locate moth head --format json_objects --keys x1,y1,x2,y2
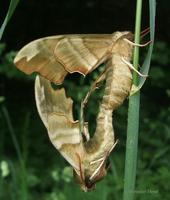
[
  {"x1": 73, "y1": 170, "x2": 96, "y2": 192},
  {"x1": 73, "y1": 158, "x2": 109, "y2": 192}
]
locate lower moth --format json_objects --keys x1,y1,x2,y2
[{"x1": 13, "y1": 31, "x2": 144, "y2": 191}]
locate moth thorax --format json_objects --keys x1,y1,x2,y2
[{"x1": 112, "y1": 41, "x2": 133, "y2": 58}]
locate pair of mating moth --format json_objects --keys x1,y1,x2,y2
[{"x1": 14, "y1": 30, "x2": 148, "y2": 191}]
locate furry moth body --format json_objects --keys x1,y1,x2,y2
[{"x1": 14, "y1": 31, "x2": 133, "y2": 191}]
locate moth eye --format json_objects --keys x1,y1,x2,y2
[
  {"x1": 87, "y1": 181, "x2": 95, "y2": 190},
  {"x1": 85, "y1": 177, "x2": 95, "y2": 189}
]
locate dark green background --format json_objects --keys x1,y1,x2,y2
[{"x1": 0, "y1": 1, "x2": 170, "y2": 200}]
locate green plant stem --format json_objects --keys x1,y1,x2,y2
[
  {"x1": 123, "y1": 0, "x2": 142, "y2": 200},
  {"x1": 0, "y1": 0, "x2": 20, "y2": 40}
]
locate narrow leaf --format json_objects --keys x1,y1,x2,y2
[
  {"x1": 130, "y1": 0, "x2": 156, "y2": 95},
  {"x1": 0, "y1": 0, "x2": 20, "y2": 40}
]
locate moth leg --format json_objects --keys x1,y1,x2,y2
[
  {"x1": 80, "y1": 71, "x2": 106, "y2": 141},
  {"x1": 89, "y1": 139, "x2": 118, "y2": 165},
  {"x1": 89, "y1": 157, "x2": 106, "y2": 181},
  {"x1": 82, "y1": 71, "x2": 106, "y2": 107},
  {"x1": 107, "y1": 139, "x2": 118, "y2": 154},
  {"x1": 90, "y1": 157, "x2": 105, "y2": 165},
  {"x1": 89, "y1": 140, "x2": 118, "y2": 175},
  {"x1": 121, "y1": 57, "x2": 148, "y2": 78},
  {"x1": 123, "y1": 38, "x2": 152, "y2": 47}
]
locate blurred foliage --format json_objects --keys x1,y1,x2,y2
[{"x1": 0, "y1": 39, "x2": 170, "y2": 200}]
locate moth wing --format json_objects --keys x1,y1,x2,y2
[
  {"x1": 48, "y1": 113, "x2": 85, "y2": 171},
  {"x1": 14, "y1": 36, "x2": 68, "y2": 84},
  {"x1": 35, "y1": 75, "x2": 74, "y2": 127},
  {"x1": 54, "y1": 34, "x2": 113, "y2": 75},
  {"x1": 35, "y1": 75, "x2": 85, "y2": 171},
  {"x1": 14, "y1": 34, "x2": 113, "y2": 84}
]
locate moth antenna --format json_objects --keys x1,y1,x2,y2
[
  {"x1": 140, "y1": 27, "x2": 150, "y2": 34},
  {"x1": 121, "y1": 57, "x2": 148, "y2": 78},
  {"x1": 75, "y1": 153, "x2": 85, "y2": 182},
  {"x1": 123, "y1": 38, "x2": 152, "y2": 47},
  {"x1": 140, "y1": 27, "x2": 150, "y2": 38}
]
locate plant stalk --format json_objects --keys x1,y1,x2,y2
[{"x1": 123, "y1": 0, "x2": 142, "y2": 199}]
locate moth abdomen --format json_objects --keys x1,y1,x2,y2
[
  {"x1": 102, "y1": 55, "x2": 132, "y2": 111},
  {"x1": 88, "y1": 35, "x2": 133, "y2": 168}
]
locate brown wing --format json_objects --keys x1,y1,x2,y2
[
  {"x1": 35, "y1": 75, "x2": 74, "y2": 127},
  {"x1": 35, "y1": 75, "x2": 85, "y2": 172},
  {"x1": 54, "y1": 34, "x2": 113, "y2": 75},
  {"x1": 14, "y1": 36, "x2": 68, "y2": 84},
  {"x1": 48, "y1": 113, "x2": 85, "y2": 172},
  {"x1": 14, "y1": 34, "x2": 113, "y2": 84}
]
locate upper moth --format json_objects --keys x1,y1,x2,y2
[{"x1": 14, "y1": 31, "x2": 138, "y2": 191}]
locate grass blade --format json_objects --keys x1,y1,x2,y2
[
  {"x1": 1, "y1": 106, "x2": 28, "y2": 200},
  {"x1": 0, "y1": 0, "x2": 20, "y2": 40}
]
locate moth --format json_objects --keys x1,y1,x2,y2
[{"x1": 14, "y1": 31, "x2": 146, "y2": 191}]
